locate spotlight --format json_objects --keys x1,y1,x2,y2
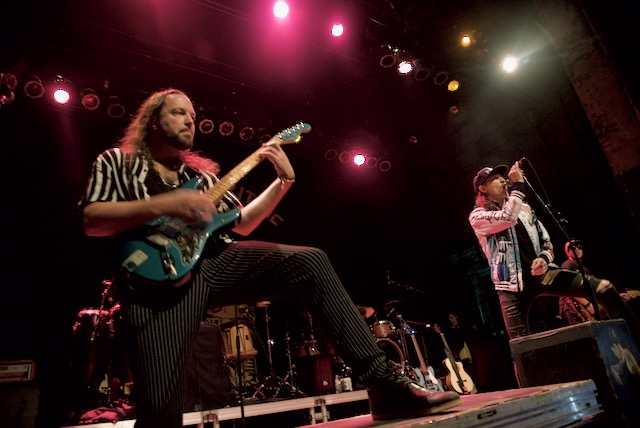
[
  {"x1": 379, "y1": 45, "x2": 399, "y2": 68},
  {"x1": 447, "y1": 80, "x2": 460, "y2": 92},
  {"x1": 379, "y1": 160, "x2": 392, "y2": 172},
  {"x1": 239, "y1": 125, "x2": 255, "y2": 141},
  {"x1": 218, "y1": 120, "x2": 235, "y2": 137},
  {"x1": 412, "y1": 60, "x2": 431, "y2": 82},
  {"x1": 396, "y1": 52, "x2": 413, "y2": 75},
  {"x1": 324, "y1": 148, "x2": 338, "y2": 160},
  {"x1": 353, "y1": 153, "x2": 366, "y2": 166},
  {"x1": 106, "y1": 96, "x2": 125, "y2": 118},
  {"x1": 433, "y1": 71, "x2": 449, "y2": 85},
  {"x1": 0, "y1": 72, "x2": 17, "y2": 106},
  {"x1": 80, "y1": 88, "x2": 101, "y2": 110},
  {"x1": 198, "y1": 118, "x2": 215, "y2": 134},
  {"x1": 52, "y1": 76, "x2": 71, "y2": 105},
  {"x1": 23, "y1": 76, "x2": 45, "y2": 99},
  {"x1": 258, "y1": 133, "x2": 272, "y2": 144}
]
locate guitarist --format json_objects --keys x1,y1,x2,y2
[{"x1": 79, "y1": 89, "x2": 461, "y2": 427}]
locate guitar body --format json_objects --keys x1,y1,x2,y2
[
  {"x1": 118, "y1": 178, "x2": 241, "y2": 285},
  {"x1": 116, "y1": 122, "x2": 311, "y2": 286},
  {"x1": 433, "y1": 325, "x2": 476, "y2": 395},
  {"x1": 442, "y1": 358, "x2": 475, "y2": 395}
]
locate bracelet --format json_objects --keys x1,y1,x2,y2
[{"x1": 279, "y1": 176, "x2": 296, "y2": 188}]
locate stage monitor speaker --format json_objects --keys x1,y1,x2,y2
[
  {"x1": 0, "y1": 383, "x2": 39, "y2": 428},
  {"x1": 183, "y1": 321, "x2": 233, "y2": 411},
  {"x1": 296, "y1": 355, "x2": 335, "y2": 396},
  {"x1": 510, "y1": 319, "x2": 640, "y2": 427}
]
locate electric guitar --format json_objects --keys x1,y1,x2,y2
[
  {"x1": 433, "y1": 325, "x2": 475, "y2": 395},
  {"x1": 117, "y1": 122, "x2": 311, "y2": 286},
  {"x1": 409, "y1": 329, "x2": 444, "y2": 392}
]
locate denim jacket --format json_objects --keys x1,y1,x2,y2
[{"x1": 469, "y1": 187, "x2": 553, "y2": 292}]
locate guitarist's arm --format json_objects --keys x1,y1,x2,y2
[
  {"x1": 83, "y1": 189, "x2": 217, "y2": 237},
  {"x1": 232, "y1": 139, "x2": 296, "y2": 236}
]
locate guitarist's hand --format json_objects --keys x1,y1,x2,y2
[
  {"x1": 260, "y1": 137, "x2": 295, "y2": 179},
  {"x1": 170, "y1": 189, "x2": 217, "y2": 224}
]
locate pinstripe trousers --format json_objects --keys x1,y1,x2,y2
[{"x1": 117, "y1": 240, "x2": 388, "y2": 428}]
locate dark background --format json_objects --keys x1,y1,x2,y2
[{"x1": 2, "y1": 1, "x2": 640, "y2": 426}]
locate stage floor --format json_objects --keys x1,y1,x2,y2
[{"x1": 62, "y1": 380, "x2": 603, "y2": 428}]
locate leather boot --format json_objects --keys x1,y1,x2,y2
[{"x1": 366, "y1": 373, "x2": 462, "y2": 421}]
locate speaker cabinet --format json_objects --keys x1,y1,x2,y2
[
  {"x1": 183, "y1": 321, "x2": 233, "y2": 411},
  {"x1": 510, "y1": 320, "x2": 640, "y2": 427},
  {"x1": 0, "y1": 383, "x2": 39, "y2": 428}
]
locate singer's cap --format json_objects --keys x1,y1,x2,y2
[{"x1": 473, "y1": 165, "x2": 508, "y2": 193}]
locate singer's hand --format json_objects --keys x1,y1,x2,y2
[
  {"x1": 508, "y1": 161, "x2": 525, "y2": 185},
  {"x1": 531, "y1": 257, "x2": 548, "y2": 276}
]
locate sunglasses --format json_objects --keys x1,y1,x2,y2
[{"x1": 572, "y1": 244, "x2": 583, "y2": 250}]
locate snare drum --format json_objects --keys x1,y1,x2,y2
[
  {"x1": 371, "y1": 320, "x2": 395, "y2": 338},
  {"x1": 223, "y1": 324, "x2": 258, "y2": 360}
]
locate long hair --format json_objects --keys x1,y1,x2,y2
[
  {"x1": 474, "y1": 192, "x2": 500, "y2": 211},
  {"x1": 119, "y1": 88, "x2": 220, "y2": 175}
]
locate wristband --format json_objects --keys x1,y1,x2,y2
[{"x1": 279, "y1": 176, "x2": 295, "y2": 188}]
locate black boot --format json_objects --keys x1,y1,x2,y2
[{"x1": 365, "y1": 373, "x2": 462, "y2": 421}]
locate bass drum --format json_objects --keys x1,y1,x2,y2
[{"x1": 376, "y1": 338, "x2": 405, "y2": 374}]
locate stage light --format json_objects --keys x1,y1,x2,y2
[
  {"x1": 0, "y1": 72, "x2": 17, "y2": 106},
  {"x1": 239, "y1": 125, "x2": 255, "y2": 141},
  {"x1": 413, "y1": 60, "x2": 431, "y2": 82},
  {"x1": 449, "y1": 105, "x2": 460, "y2": 115},
  {"x1": 396, "y1": 52, "x2": 413, "y2": 75},
  {"x1": 52, "y1": 76, "x2": 71, "y2": 105},
  {"x1": 258, "y1": 133, "x2": 272, "y2": 144},
  {"x1": 198, "y1": 118, "x2": 215, "y2": 134},
  {"x1": 379, "y1": 45, "x2": 399, "y2": 68},
  {"x1": 218, "y1": 120, "x2": 235, "y2": 137},
  {"x1": 331, "y1": 23, "x2": 344, "y2": 37},
  {"x1": 353, "y1": 153, "x2": 366, "y2": 166},
  {"x1": 447, "y1": 80, "x2": 460, "y2": 92},
  {"x1": 379, "y1": 160, "x2": 392, "y2": 172},
  {"x1": 106, "y1": 96, "x2": 125, "y2": 118},
  {"x1": 460, "y1": 35, "x2": 472, "y2": 48},
  {"x1": 501, "y1": 56, "x2": 519, "y2": 73},
  {"x1": 273, "y1": 1, "x2": 289, "y2": 19},
  {"x1": 80, "y1": 88, "x2": 101, "y2": 110},
  {"x1": 24, "y1": 76, "x2": 45, "y2": 99},
  {"x1": 433, "y1": 71, "x2": 449, "y2": 85}
]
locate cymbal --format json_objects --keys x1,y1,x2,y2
[
  {"x1": 383, "y1": 299, "x2": 404, "y2": 307},
  {"x1": 357, "y1": 306, "x2": 375, "y2": 318}
]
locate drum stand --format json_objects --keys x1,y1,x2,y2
[
  {"x1": 392, "y1": 311, "x2": 422, "y2": 383},
  {"x1": 252, "y1": 302, "x2": 305, "y2": 400}
]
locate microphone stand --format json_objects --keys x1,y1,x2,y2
[
  {"x1": 234, "y1": 305, "x2": 246, "y2": 427},
  {"x1": 522, "y1": 175, "x2": 600, "y2": 320}
]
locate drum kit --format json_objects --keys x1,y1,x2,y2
[
  {"x1": 365, "y1": 300, "x2": 444, "y2": 392},
  {"x1": 69, "y1": 281, "x2": 441, "y2": 410}
]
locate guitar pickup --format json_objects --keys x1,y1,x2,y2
[{"x1": 146, "y1": 234, "x2": 173, "y2": 249}]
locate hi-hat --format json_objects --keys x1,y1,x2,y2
[{"x1": 357, "y1": 306, "x2": 375, "y2": 318}]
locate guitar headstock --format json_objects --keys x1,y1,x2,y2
[{"x1": 275, "y1": 122, "x2": 312, "y2": 144}]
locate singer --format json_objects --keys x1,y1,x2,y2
[{"x1": 468, "y1": 161, "x2": 640, "y2": 368}]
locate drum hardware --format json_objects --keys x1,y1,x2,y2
[
  {"x1": 252, "y1": 302, "x2": 305, "y2": 400},
  {"x1": 71, "y1": 280, "x2": 131, "y2": 413}
]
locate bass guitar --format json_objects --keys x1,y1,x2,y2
[
  {"x1": 408, "y1": 329, "x2": 444, "y2": 392},
  {"x1": 433, "y1": 325, "x2": 476, "y2": 395},
  {"x1": 117, "y1": 122, "x2": 311, "y2": 286}
]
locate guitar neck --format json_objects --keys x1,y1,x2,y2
[
  {"x1": 410, "y1": 334, "x2": 428, "y2": 373},
  {"x1": 205, "y1": 151, "x2": 262, "y2": 205}
]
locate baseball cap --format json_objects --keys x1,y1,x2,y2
[{"x1": 473, "y1": 165, "x2": 508, "y2": 193}]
